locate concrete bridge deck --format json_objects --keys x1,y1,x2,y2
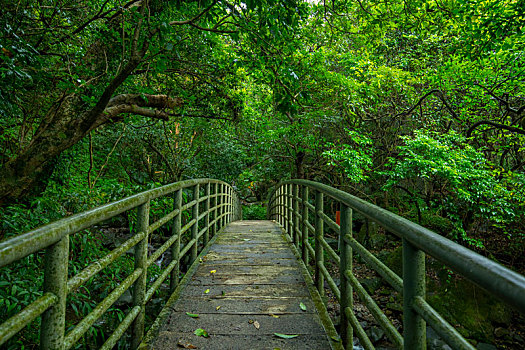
[{"x1": 142, "y1": 220, "x2": 340, "y2": 350}]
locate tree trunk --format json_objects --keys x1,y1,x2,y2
[{"x1": 0, "y1": 92, "x2": 181, "y2": 205}]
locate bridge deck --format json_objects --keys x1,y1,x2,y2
[{"x1": 143, "y1": 220, "x2": 338, "y2": 350}]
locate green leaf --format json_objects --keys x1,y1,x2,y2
[
  {"x1": 299, "y1": 302, "x2": 306, "y2": 311},
  {"x1": 186, "y1": 312, "x2": 199, "y2": 318},
  {"x1": 274, "y1": 333, "x2": 299, "y2": 339},
  {"x1": 194, "y1": 328, "x2": 209, "y2": 337}
]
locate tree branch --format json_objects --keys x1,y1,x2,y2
[
  {"x1": 169, "y1": 0, "x2": 218, "y2": 26},
  {"x1": 396, "y1": 89, "x2": 459, "y2": 121},
  {"x1": 189, "y1": 22, "x2": 237, "y2": 34},
  {"x1": 103, "y1": 94, "x2": 184, "y2": 122},
  {"x1": 467, "y1": 120, "x2": 525, "y2": 138}
]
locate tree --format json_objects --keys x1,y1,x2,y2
[{"x1": 0, "y1": 0, "x2": 307, "y2": 205}]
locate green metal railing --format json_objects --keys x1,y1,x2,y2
[
  {"x1": 0, "y1": 179, "x2": 241, "y2": 349},
  {"x1": 268, "y1": 180, "x2": 525, "y2": 350}
]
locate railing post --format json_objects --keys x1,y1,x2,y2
[
  {"x1": 216, "y1": 184, "x2": 221, "y2": 230},
  {"x1": 220, "y1": 184, "x2": 225, "y2": 229},
  {"x1": 191, "y1": 184, "x2": 200, "y2": 263},
  {"x1": 286, "y1": 184, "x2": 292, "y2": 236},
  {"x1": 40, "y1": 236, "x2": 69, "y2": 350},
  {"x1": 212, "y1": 183, "x2": 217, "y2": 237},
  {"x1": 293, "y1": 184, "x2": 299, "y2": 246},
  {"x1": 302, "y1": 186, "x2": 309, "y2": 264},
  {"x1": 403, "y1": 238, "x2": 426, "y2": 350},
  {"x1": 170, "y1": 189, "x2": 182, "y2": 293},
  {"x1": 314, "y1": 191, "x2": 324, "y2": 296},
  {"x1": 280, "y1": 186, "x2": 284, "y2": 227},
  {"x1": 237, "y1": 193, "x2": 242, "y2": 220},
  {"x1": 272, "y1": 189, "x2": 276, "y2": 222},
  {"x1": 340, "y1": 204, "x2": 353, "y2": 348},
  {"x1": 277, "y1": 187, "x2": 281, "y2": 225},
  {"x1": 282, "y1": 185, "x2": 286, "y2": 231},
  {"x1": 204, "y1": 182, "x2": 210, "y2": 246},
  {"x1": 131, "y1": 201, "x2": 149, "y2": 349},
  {"x1": 228, "y1": 186, "x2": 232, "y2": 222}
]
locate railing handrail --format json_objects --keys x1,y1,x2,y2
[
  {"x1": 0, "y1": 178, "x2": 241, "y2": 349},
  {"x1": 280, "y1": 179, "x2": 525, "y2": 314},
  {"x1": 0, "y1": 178, "x2": 228, "y2": 268},
  {"x1": 268, "y1": 179, "x2": 525, "y2": 350}
]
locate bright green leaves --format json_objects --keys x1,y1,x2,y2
[
  {"x1": 323, "y1": 130, "x2": 374, "y2": 184},
  {"x1": 194, "y1": 328, "x2": 209, "y2": 337},
  {"x1": 274, "y1": 333, "x2": 299, "y2": 339},
  {"x1": 381, "y1": 130, "x2": 525, "y2": 244}
]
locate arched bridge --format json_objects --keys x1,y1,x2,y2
[{"x1": 0, "y1": 179, "x2": 524, "y2": 349}]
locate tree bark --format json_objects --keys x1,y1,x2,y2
[{"x1": 0, "y1": 93, "x2": 182, "y2": 205}]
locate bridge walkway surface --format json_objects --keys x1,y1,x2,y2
[{"x1": 142, "y1": 220, "x2": 341, "y2": 350}]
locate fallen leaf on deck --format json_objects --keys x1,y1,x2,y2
[
  {"x1": 216, "y1": 305, "x2": 221, "y2": 310},
  {"x1": 269, "y1": 314, "x2": 280, "y2": 318},
  {"x1": 177, "y1": 341, "x2": 197, "y2": 349},
  {"x1": 274, "y1": 333, "x2": 299, "y2": 339},
  {"x1": 210, "y1": 270, "x2": 216, "y2": 274},
  {"x1": 204, "y1": 289, "x2": 210, "y2": 294},
  {"x1": 194, "y1": 328, "x2": 209, "y2": 337},
  {"x1": 254, "y1": 320, "x2": 260, "y2": 329},
  {"x1": 299, "y1": 302, "x2": 307, "y2": 311},
  {"x1": 186, "y1": 312, "x2": 199, "y2": 318}
]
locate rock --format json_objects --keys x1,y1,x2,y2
[
  {"x1": 386, "y1": 302, "x2": 402, "y2": 312},
  {"x1": 384, "y1": 246, "x2": 403, "y2": 277},
  {"x1": 334, "y1": 277, "x2": 341, "y2": 287},
  {"x1": 367, "y1": 326, "x2": 385, "y2": 343},
  {"x1": 493, "y1": 327, "x2": 509, "y2": 338},
  {"x1": 477, "y1": 343, "x2": 497, "y2": 350},
  {"x1": 356, "y1": 220, "x2": 381, "y2": 248},
  {"x1": 487, "y1": 303, "x2": 511, "y2": 326},
  {"x1": 427, "y1": 326, "x2": 452, "y2": 350},
  {"x1": 115, "y1": 289, "x2": 132, "y2": 306},
  {"x1": 361, "y1": 277, "x2": 383, "y2": 295},
  {"x1": 426, "y1": 278, "x2": 511, "y2": 344}
]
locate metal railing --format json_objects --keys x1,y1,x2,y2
[
  {"x1": 268, "y1": 180, "x2": 525, "y2": 350},
  {"x1": 0, "y1": 179, "x2": 241, "y2": 349}
]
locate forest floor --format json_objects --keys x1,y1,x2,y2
[{"x1": 320, "y1": 230, "x2": 525, "y2": 350}]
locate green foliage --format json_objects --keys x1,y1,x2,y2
[
  {"x1": 1, "y1": 0, "x2": 525, "y2": 346},
  {"x1": 381, "y1": 130, "x2": 525, "y2": 244},
  {"x1": 323, "y1": 130, "x2": 374, "y2": 183},
  {"x1": 242, "y1": 204, "x2": 267, "y2": 220}
]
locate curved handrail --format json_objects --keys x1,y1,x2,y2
[
  {"x1": 0, "y1": 178, "x2": 241, "y2": 349},
  {"x1": 268, "y1": 179, "x2": 525, "y2": 350},
  {"x1": 0, "y1": 178, "x2": 227, "y2": 268}
]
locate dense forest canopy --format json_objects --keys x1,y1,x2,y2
[
  {"x1": 1, "y1": 0, "x2": 525, "y2": 348},
  {"x1": 1, "y1": 0, "x2": 524, "y2": 258}
]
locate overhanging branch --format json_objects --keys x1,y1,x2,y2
[{"x1": 467, "y1": 120, "x2": 525, "y2": 137}]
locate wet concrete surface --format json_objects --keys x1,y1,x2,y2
[{"x1": 148, "y1": 220, "x2": 334, "y2": 349}]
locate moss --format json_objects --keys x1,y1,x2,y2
[
  {"x1": 427, "y1": 278, "x2": 511, "y2": 343},
  {"x1": 421, "y1": 212, "x2": 454, "y2": 235}
]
